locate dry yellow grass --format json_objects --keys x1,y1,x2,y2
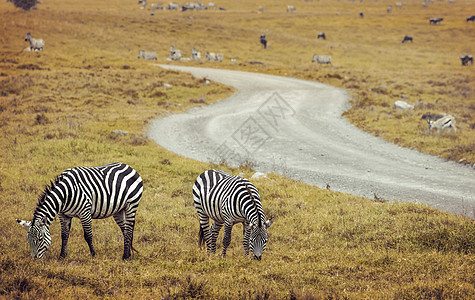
[{"x1": 1, "y1": 0, "x2": 474, "y2": 299}]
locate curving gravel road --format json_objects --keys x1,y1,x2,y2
[{"x1": 148, "y1": 65, "x2": 474, "y2": 217}]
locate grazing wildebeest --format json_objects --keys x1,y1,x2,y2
[
  {"x1": 467, "y1": 15, "x2": 475, "y2": 22},
  {"x1": 429, "y1": 17, "x2": 444, "y2": 24},
  {"x1": 137, "y1": 50, "x2": 157, "y2": 60},
  {"x1": 317, "y1": 32, "x2": 326, "y2": 40},
  {"x1": 260, "y1": 34, "x2": 267, "y2": 49},
  {"x1": 287, "y1": 5, "x2": 296, "y2": 13},
  {"x1": 206, "y1": 52, "x2": 223, "y2": 62},
  {"x1": 401, "y1": 35, "x2": 413, "y2": 43},
  {"x1": 427, "y1": 115, "x2": 456, "y2": 136},
  {"x1": 359, "y1": 11, "x2": 364, "y2": 18},
  {"x1": 312, "y1": 55, "x2": 331, "y2": 64},
  {"x1": 25, "y1": 32, "x2": 45, "y2": 51},
  {"x1": 170, "y1": 45, "x2": 182, "y2": 61},
  {"x1": 460, "y1": 55, "x2": 473, "y2": 66}
]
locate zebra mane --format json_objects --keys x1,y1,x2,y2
[
  {"x1": 33, "y1": 174, "x2": 63, "y2": 218},
  {"x1": 244, "y1": 182, "x2": 262, "y2": 228}
]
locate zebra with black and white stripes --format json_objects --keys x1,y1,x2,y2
[
  {"x1": 193, "y1": 170, "x2": 273, "y2": 260},
  {"x1": 16, "y1": 163, "x2": 143, "y2": 260}
]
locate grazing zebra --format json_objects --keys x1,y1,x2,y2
[
  {"x1": 395, "y1": 2, "x2": 404, "y2": 8},
  {"x1": 467, "y1": 15, "x2": 475, "y2": 22},
  {"x1": 138, "y1": 0, "x2": 147, "y2": 9},
  {"x1": 429, "y1": 17, "x2": 444, "y2": 25},
  {"x1": 427, "y1": 115, "x2": 456, "y2": 136},
  {"x1": 16, "y1": 163, "x2": 143, "y2": 260},
  {"x1": 387, "y1": 6, "x2": 392, "y2": 13},
  {"x1": 25, "y1": 32, "x2": 44, "y2": 51},
  {"x1": 208, "y1": 2, "x2": 217, "y2": 9},
  {"x1": 191, "y1": 47, "x2": 201, "y2": 60},
  {"x1": 401, "y1": 35, "x2": 413, "y2": 43},
  {"x1": 286, "y1": 5, "x2": 296, "y2": 13},
  {"x1": 137, "y1": 50, "x2": 157, "y2": 60},
  {"x1": 206, "y1": 51, "x2": 223, "y2": 62},
  {"x1": 260, "y1": 33, "x2": 267, "y2": 49},
  {"x1": 312, "y1": 54, "x2": 332, "y2": 64},
  {"x1": 317, "y1": 32, "x2": 326, "y2": 40},
  {"x1": 170, "y1": 45, "x2": 182, "y2": 61},
  {"x1": 193, "y1": 170, "x2": 273, "y2": 260},
  {"x1": 460, "y1": 55, "x2": 473, "y2": 66},
  {"x1": 167, "y1": 2, "x2": 180, "y2": 10}
]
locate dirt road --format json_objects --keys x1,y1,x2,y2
[{"x1": 149, "y1": 65, "x2": 474, "y2": 217}]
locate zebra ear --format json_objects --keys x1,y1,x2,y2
[
  {"x1": 266, "y1": 217, "x2": 274, "y2": 229},
  {"x1": 16, "y1": 219, "x2": 31, "y2": 228}
]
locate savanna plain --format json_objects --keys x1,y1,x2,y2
[{"x1": 0, "y1": 0, "x2": 474, "y2": 298}]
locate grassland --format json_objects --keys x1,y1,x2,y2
[{"x1": 0, "y1": 0, "x2": 474, "y2": 298}]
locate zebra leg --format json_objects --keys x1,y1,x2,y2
[
  {"x1": 59, "y1": 214, "x2": 72, "y2": 259},
  {"x1": 79, "y1": 212, "x2": 96, "y2": 257},
  {"x1": 242, "y1": 222, "x2": 251, "y2": 256},
  {"x1": 199, "y1": 216, "x2": 214, "y2": 253},
  {"x1": 210, "y1": 221, "x2": 224, "y2": 254},
  {"x1": 113, "y1": 206, "x2": 137, "y2": 260},
  {"x1": 222, "y1": 222, "x2": 234, "y2": 257}
]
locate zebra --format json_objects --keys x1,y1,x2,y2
[
  {"x1": 317, "y1": 32, "x2": 326, "y2": 40},
  {"x1": 460, "y1": 55, "x2": 473, "y2": 66},
  {"x1": 170, "y1": 45, "x2": 182, "y2": 61},
  {"x1": 191, "y1": 47, "x2": 201, "y2": 60},
  {"x1": 427, "y1": 115, "x2": 456, "y2": 136},
  {"x1": 25, "y1": 32, "x2": 44, "y2": 51},
  {"x1": 208, "y1": 2, "x2": 217, "y2": 9},
  {"x1": 312, "y1": 54, "x2": 332, "y2": 64},
  {"x1": 205, "y1": 51, "x2": 223, "y2": 62},
  {"x1": 137, "y1": 50, "x2": 157, "y2": 60},
  {"x1": 16, "y1": 163, "x2": 143, "y2": 260},
  {"x1": 429, "y1": 17, "x2": 444, "y2": 25},
  {"x1": 387, "y1": 6, "x2": 392, "y2": 13},
  {"x1": 167, "y1": 2, "x2": 180, "y2": 10},
  {"x1": 401, "y1": 35, "x2": 413, "y2": 43},
  {"x1": 260, "y1": 33, "x2": 267, "y2": 49},
  {"x1": 286, "y1": 5, "x2": 296, "y2": 13},
  {"x1": 193, "y1": 170, "x2": 273, "y2": 260}
]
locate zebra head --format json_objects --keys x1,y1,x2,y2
[
  {"x1": 249, "y1": 217, "x2": 273, "y2": 261},
  {"x1": 17, "y1": 216, "x2": 51, "y2": 259},
  {"x1": 25, "y1": 32, "x2": 32, "y2": 42}
]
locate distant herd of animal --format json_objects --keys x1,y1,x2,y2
[{"x1": 22, "y1": 2, "x2": 472, "y2": 137}]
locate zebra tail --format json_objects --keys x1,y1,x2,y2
[
  {"x1": 131, "y1": 243, "x2": 139, "y2": 254},
  {"x1": 199, "y1": 226, "x2": 205, "y2": 248}
]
